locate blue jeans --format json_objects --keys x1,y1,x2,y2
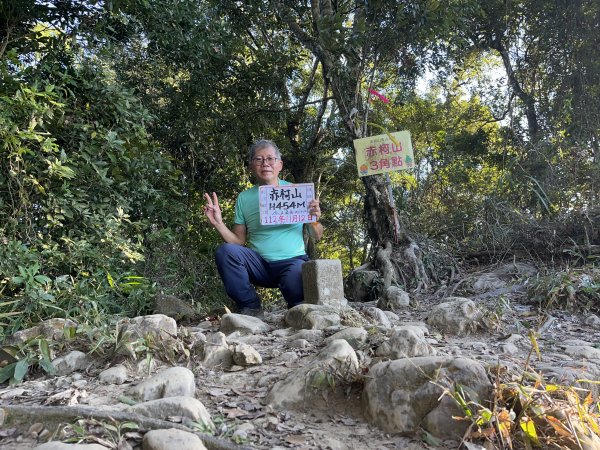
[{"x1": 215, "y1": 243, "x2": 309, "y2": 309}]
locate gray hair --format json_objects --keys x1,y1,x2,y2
[{"x1": 248, "y1": 139, "x2": 282, "y2": 165}]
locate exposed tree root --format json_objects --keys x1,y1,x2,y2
[{"x1": 1, "y1": 404, "x2": 249, "y2": 450}]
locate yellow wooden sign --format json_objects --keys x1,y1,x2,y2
[{"x1": 353, "y1": 131, "x2": 414, "y2": 177}]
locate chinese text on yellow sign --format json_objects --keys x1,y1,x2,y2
[{"x1": 353, "y1": 131, "x2": 414, "y2": 177}]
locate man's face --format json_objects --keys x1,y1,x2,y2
[{"x1": 249, "y1": 145, "x2": 283, "y2": 186}]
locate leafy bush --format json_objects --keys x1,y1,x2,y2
[{"x1": 527, "y1": 266, "x2": 600, "y2": 312}]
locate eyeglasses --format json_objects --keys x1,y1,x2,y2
[{"x1": 251, "y1": 156, "x2": 279, "y2": 165}]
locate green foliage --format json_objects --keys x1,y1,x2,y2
[
  {"x1": 527, "y1": 266, "x2": 600, "y2": 312},
  {"x1": 0, "y1": 338, "x2": 56, "y2": 385}
]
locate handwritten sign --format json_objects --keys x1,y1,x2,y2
[
  {"x1": 353, "y1": 131, "x2": 414, "y2": 177},
  {"x1": 259, "y1": 183, "x2": 316, "y2": 225}
]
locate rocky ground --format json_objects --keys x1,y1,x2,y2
[{"x1": 1, "y1": 262, "x2": 600, "y2": 450}]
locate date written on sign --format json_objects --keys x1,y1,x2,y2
[{"x1": 259, "y1": 183, "x2": 316, "y2": 225}]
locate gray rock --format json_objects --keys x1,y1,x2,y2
[
  {"x1": 537, "y1": 361, "x2": 600, "y2": 397},
  {"x1": 502, "y1": 334, "x2": 524, "y2": 344},
  {"x1": 142, "y1": 428, "x2": 207, "y2": 450},
  {"x1": 383, "y1": 310, "x2": 400, "y2": 321},
  {"x1": 363, "y1": 356, "x2": 491, "y2": 439},
  {"x1": 128, "y1": 397, "x2": 214, "y2": 430},
  {"x1": 34, "y1": 443, "x2": 108, "y2": 449},
  {"x1": 272, "y1": 328, "x2": 295, "y2": 337},
  {"x1": 285, "y1": 304, "x2": 342, "y2": 330},
  {"x1": 426, "y1": 297, "x2": 485, "y2": 335},
  {"x1": 364, "y1": 307, "x2": 391, "y2": 328},
  {"x1": 118, "y1": 314, "x2": 177, "y2": 341},
  {"x1": 584, "y1": 314, "x2": 600, "y2": 328},
  {"x1": 232, "y1": 422, "x2": 255, "y2": 440},
  {"x1": 153, "y1": 294, "x2": 198, "y2": 321},
  {"x1": 98, "y1": 365, "x2": 128, "y2": 385},
  {"x1": 378, "y1": 286, "x2": 410, "y2": 310},
  {"x1": 324, "y1": 327, "x2": 368, "y2": 350},
  {"x1": 265, "y1": 339, "x2": 359, "y2": 409},
  {"x1": 288, "y1": 329, "x2": 324, "y2": 343},
  {"x1": 232, "y1": 343, "x2": 262, "y2": 366},
  {"x1": 52, "y1": 351, "x2": 90, "y2": 376},
  {"x1": 345, "y1": 269, "x2": 379, "y2": 302},
  {"x1": 202, "y1": 332, "x2": 233, "y2": 368},
  {"x1": 287, "y1": 339, "x2": 310, "y2": 349},
  {"x1": 220, "y1": 313, "x2": 270, "y2": 335},
  {"x1": 6, "y1": 318, "x2": 78, "y2": 345},
  {"x1": 375, "y1": 326, "x2": 437, "y2": 359},
  {"x1": 563, "y1": 346, "x2": 600, "y2": 361},
  {"x1": 499, "y1": 343, "x2": 519, "y2": 355},
  {"x1": 127, "y1": 367, "x2": 195, "y2": 402},
  {"x1": 472, "y1": 274, "x2": 507, "y2": 293}
]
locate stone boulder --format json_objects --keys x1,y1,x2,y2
[
  {"x1": 98, "y1": 365, "x2": 128, "y2": 385},
  {"x1": 220, "y1": 313, "x2": 270, "y2": 335},
  {"x1": 285, "y1": 304, "x2": 342, "y2": 330},
  {"x1": 153, "y1": 294, "x2": 198, "y2": 322},
  {"x1": 142, "y1": 428, "x2": 207, "y2": 450},
  {"x1": 345, "y1": 268, "x2": 380, "y2": 303},
  {"x1": 127, "y1": 367, "x2": 195, "y2": 402},
  {"x1": 324, "y1": 327, "x2": 368, "y2": 350},
  {"x1": 34, "y1": 443, "x2": 108, "y2": 449},
  {"x1": 52, "y1": 351, "x2": 90, "y2": 376},
  {"x1": 128, "y1": 397, "x2": 214, "y2": 430},
  {"x1": 375, "y1": 325, "x2": 436, "y2": 359},
  {"x1": 426, "y1": 297, "x2": 484, "y2": 336},
  {"x1": 117, "y1": 314, "x2": 177, "y2": 341},
  {"x1": 363, "y1": 307, "x2": 392, "y2": 328},
  {"x1": 363, "y1": 356, "x2": 491, "y2": 439},
  {"x1": 202, "y1": 332, "x2": 233, "y2": 369},
  {"x1": 232, "y1": 343, "x2": 262, "y2": 366},
  {"x1": 6, "y1": 318, "x2": 78, "y2": 345},
  {"x1": 265, "y1": 339, "x2": 359, "y2": 409},
  {"x1": 471, "y1": 262, "x2": 537, "y2": 294},
  {"x1": 378, "y1": 286, "x2": 410, "y2": 310}
]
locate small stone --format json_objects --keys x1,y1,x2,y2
[
  {"x1": 503, "y1": 334, "x2": 524, "y2": 344},
  {"x1": 117, "y1": 314, "x2": 177, "y2": 343},
  {"x1": 324, "y1": 327, "x2": 368, "y2": 350},
  {"x1": 142, "y1": 428, "x2": 207, "y2": 450},
  {"x1": 128, "y1": 397, "x2": 213, "y2": 430},
  {"x1": 272, "y1": 328, "x2": 295, "y2": 337},
  {"x1": 99, "y1": 365, "x2": 128, "y2": 385},
  {"x1": 288, "y1": 339, "x2": 310, "y2": 349},
  {"x1": 232, "y1": 343, "x2": 262, "y2": 366},
  {"x1": 52, "y1": 351, "x2": 90, "y2": 376},
  {"x1": 279, "y1": 351, "x2": 298, "y2": 363},
  {"x1": 220, "y1": 314, "x2": 270, "y2": 335},
  {"x1": 34, "y1": 443, "x2": 109, "y2": 449},
  {"x1": 202, "y1": 332, "x2": 233, "y2": 368},
  {"x1": 584, "y1": 314, "x2": 600, "y2": 328},
  {"x1": 364, "y1": 307, "x2": 391, "y2": 328},
  {"x1": 153, "y1": 294, "x2": 198, "y2": 321},
  {"x1": 500, "y1": 343, "x2": 519, "y2": 354},
  {"x1": 72, "y1": 380, "x2": 88, "y2": 389},
  {"x1": 285, "y1": 304, "x2": 342, "y2": 330},
  {"x1": 5, "y1": 318, "x2": 78, "y2": 346},
  {"x1": 127, "y1": 367, "x2": 196, "y2": 402},
  {"x1": 28, "y1": 422, "x2": 44, "y2": 435},
  {"x1": 378, "y1": 286, "x2": 410, "y2": 310},
  {"x1": 288, "y1": 329, "x2": 323, "y2": 343}
]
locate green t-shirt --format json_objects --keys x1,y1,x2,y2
[{"x1": 234, "y1": 181, "x2": 306, "y2": 262}]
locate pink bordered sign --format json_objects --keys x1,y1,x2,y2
[{"x1": 259, "y1": 183, "x2": 316, "y2": 225}]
